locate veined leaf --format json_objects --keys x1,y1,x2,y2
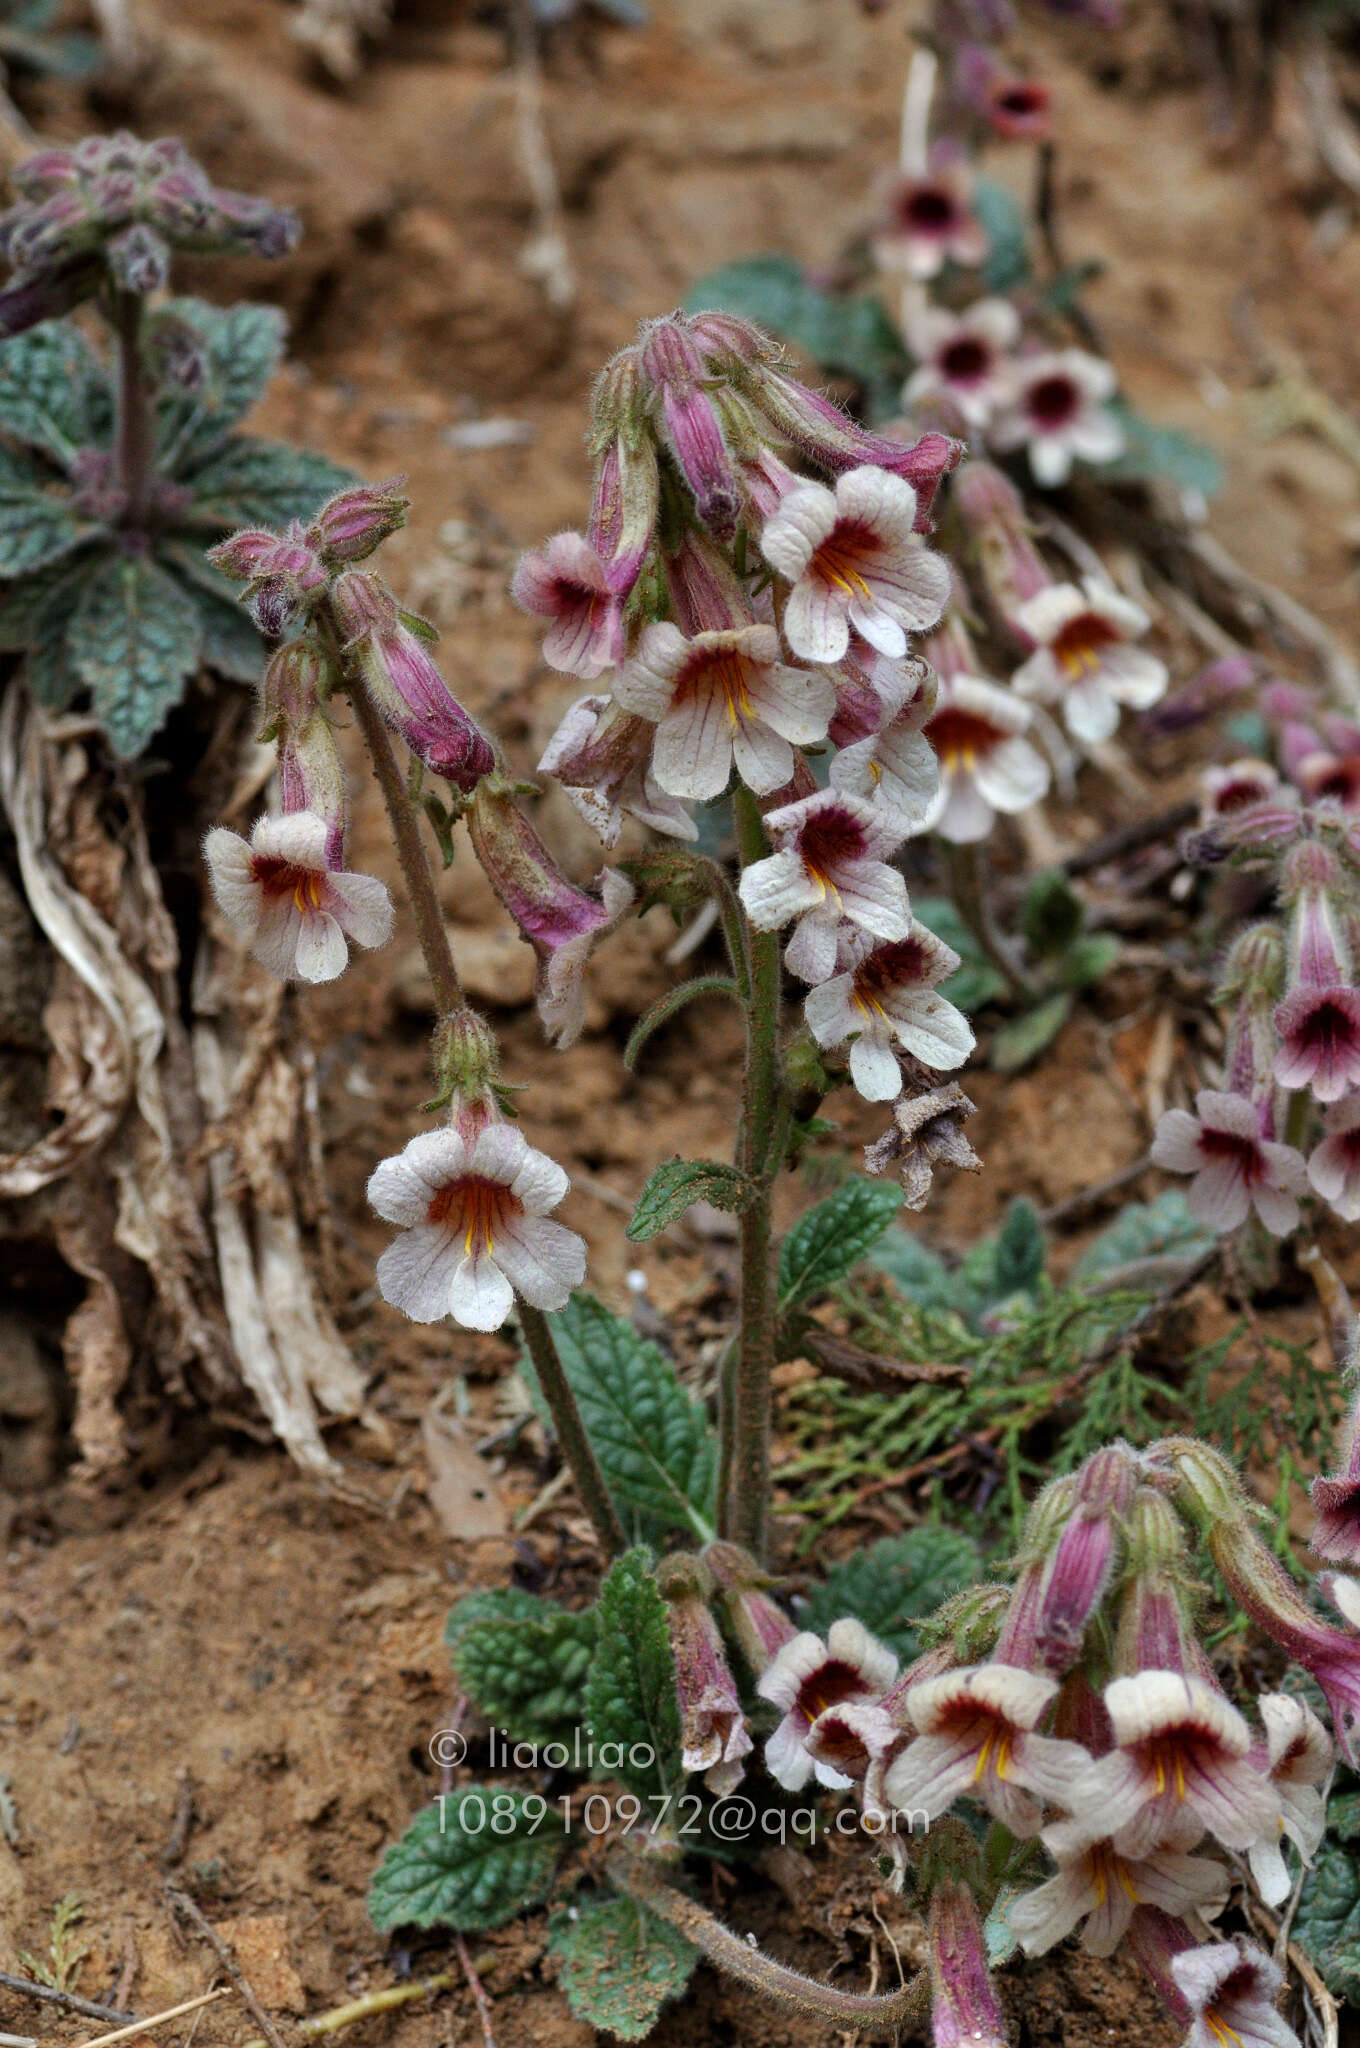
[
  {"x1": 989, "y1": 992, "x2": 1072, "y2": 1074},
  {"x1": 0, "y1": 323, "x2": 108, "y2": 467},
  {"x1": 778, "y1": 1177, "x2": 903, "y2": 1309},
  {"x1": 368, "y1": 1792, "x2": 565, "y2": 1934},
  {"x1": 584, "y1": 1550, "x2": 683, "y2": 1800},
  {"x1": 626, "y1": 1157, "x2": 753, "y2": 1242},
  {"x1": 684, "y1": 255, "x2": 908, "y2": 394},
  {"x1": 450, "y1": 1596, "x2": 597, "y2": 1747},
  {"x1": 179, "y1": 437, "x2": 354, "y2": 531},
  {"x1": 1075, "y1": 1192, "x2": 1216, "y2": 1284},
  {"x1": 68, "y1": 551, "x2": 203, "y2": 758},
  {"x1": 0, "y1": 446, "x2": 93, "y2": 575},
  {"x1": 156, "y1": 299, "x2": 288, "y2": 469},
  {"x1": 549, "y1": 1895, "x2": 696, "y2": 2040},
  {"x1": 799, "y1": 1528, "x2": 981, "y2": 1661}
]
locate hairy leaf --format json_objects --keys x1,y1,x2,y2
[
  {"x1": 1294, "y1": 1836, "x2": 1360, "y2": 2003},
  {"x1": 868, "y1": 1228, "x2": 967, "y2": 1316},
  {"x1": 523, "y1": 1295, "x2": 717, "y2": 1543},
  {"x1": 444, "y1": 1586, "x2": 550, "y2": 1647},
  {"x1": 452, "y1": 1600, "x2": 597, "y2": 1747},
  {"x1": 549, "y1": 1895, "x2": 696, "y2": 2040},
  {"x1": 1102, "y1": 400, "x2": 1223, "y2": 500},
  {"x1": 156, "y1": 299, "x2": 288, "y2": 469},
  {"x1": 778, "y1": 1177, "x2": 903, "y2": 1309},
  {"x1": 799, "y1": 1528, "x2": 981, "y2": 1661},
  {"x1": 1075, "y1": 1192, "x2": 1216, "y2": 1284},
  {"x1": 187, "y1": 579, "x2": 266, "y2": 682},
  {"x1": 584, "y1": 1550, "x2": 683, "y2": 1799},
  {"x1": 991, "y1": 1199, "x2": 1046, "y2": 1299},
  {"x1": 626, "y1": 1158, "x2": 753, "y2": 1243},
  {"x1": 0, "y1": 445, "x2": 92, "y2": 574},
  {"x1": 68, "y1": 552, "x2": 203, "y2": 757},
  {"x1": 180, "y1": 437, "x2": 354, "y2": 531},
  {"x1": 624, "y1": 975, "x2": 739, "y2": 1073},
  {"x1": 0, "y1": 322, "x2": 107, "y2": 467},
  {"x1": 974, "y1": 177, "x2": 1031, "y2": 293},
  {"x1": 989, "y1": 991, "x2": 1072, "y2": 1073},
  {"x1": 1060, "y1": 932, "x2": 1122, "y2": 990},
  {"x1": 1019, "y1": 868, "x2": 1084, "y2": 957},
  {"x1": 368, "y1": 1792, "x2": 564, "y2": 1934},
  {"x1": 684, "y1": 256, "x2": 908, "y2": 397}
]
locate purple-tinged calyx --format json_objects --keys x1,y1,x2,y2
[
  {"x1": 928, "y1": 1883, "x2": 1007, "y2": 2048},
  {"x1": 951, "y1": 460, "x2": 1053, "y2": 636},
  {"x1": 333, "y1": 571, "x2": 494, "y2": 794},
  {"x1": 656, "y1": 1554, "x2": 753, "y2": 1796},
  {"x1": 208, "y1": 523, "x2": 328, "y2": 637},
  {"x1": 639, "y1": 316, "x2": 743, "y2": 540},
  {"x1": 309, "y1": 477, "x2": 409, "y2": 567}
]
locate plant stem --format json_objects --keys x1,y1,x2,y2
[
  {"x1": 611, "y1": 1853, "x2": 929, "y2": 2030},
  {"x1": 112, "y1": 289, "x2": 152, "y2": 527},
  {"x1": 946, "y1": 840, "x2": 1036, "y2": 1000},
  {"x1": 723, "y1": 787, "x2": 783, "y2": 1561},
  {"x1": 519, "y1": 1302, "x2": 625, "y2": 1558},
  {"x1": 343, "y1": 661, "x2": 465, "y2": 1019}
]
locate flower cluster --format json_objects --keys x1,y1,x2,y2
[{"x1": 674, "y1": 1434, "x2": 1357, "y2": 2048}]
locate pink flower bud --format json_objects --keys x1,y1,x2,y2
[
  {"x1": 952, "y1": 460, "x2": 1053, "y2": 635},
  {"x1": 640, "y1": 316, "x2": 742, "y2": 539},
  {"x1": 309, "y1": 478, "x2": 409, "y2": 567},
  {"x1": 928, "y1": 1884, "x2": 1006, "y2": 2048},
  {"x1": 207, "y1": 526, "x2": 327, "y2": 636},
  {"x1": 657, "y1": 1556, "x2": 753, "y2": 1795},
  {"x1": 339, "y1": 583, "x2": 494, "y2": 795},
  {"x1": 703, "y1": 1541, "x2": 797, "y2": 1674}
]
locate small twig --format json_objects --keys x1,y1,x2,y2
[
  {"x1": 0, "y1": 1974, "x2": 138, "y2": 2027},
  {"x1": 508, "y1": 0, "x2": 574, "y2": 309},
  {"x1": 159, "y1": 1768, "x2": 195, "y2": 1871},
  {"x1": 236, "y1": 1973, "x2": 464, "y2": 2048},
  {"x1": 798, "y1": 1326, "x2": 970, "y2": 1393},
  {"x1": 73, "y1": 1988, "x2": 233, "y2": 2048},
  {"x1": 455, "y1": 1938, "x2": 496, "y2": 2048},
  {"x1": 1036, "y1": 1156, "x2": 1153, "y2": 1226},
  {"x1": 1062, "y1": 800, "x2": 1199, "y2": 880},
  {"x1": 164, "y1": 1889, "x2": 291, "y2": 2048}
]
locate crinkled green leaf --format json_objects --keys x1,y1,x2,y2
[
  {"x1": 0, "y1": 447, "x2": 93, "y2": 575},
  {"x1": 67, "y1": 552, "x2": 203, "y2": 757},
  {"x1": 989, "y1": 991, "x2": 1072, "y2": 1073},
  {"x1": 1075, "y1": 1192, "x2": 1216, "y2": 1284},
  {"x1": 549, "y1": 1895, "x2": 696, "y2": 2040},
  {"x1": 1294, "y1": 1836, "x2": 1360, "y2": 2003},
  {"x1": 368, "y1": 1791, "x2": 564, "y2": 1934},
  {"x1": 914, "y1": 895, "x2": 1007, "y2": 1013},
  {"x1": 0, "y1": 323, "x2": 109, "y2": 467},
  {"x1": 451, "y1": 1599, "x2": 597, "y2": 1747},
  {"x1": 1019, "y1": 868, "x2": 1084, "y2": 957},
  {"x1": 624, "y1": 974, "x2": 739, "y2": 1073},
  {"x1": 0, "y1": 550, "x2": 92, "y2": 649},
  {"x1": 991, "y1": 1198, "x2": 1046, "y2": 1298},
  {"x1": 523, "y1": 1295, "x2": 717, "y2": 1543},
  {"x1": 180, "y1": 437, "x2": 354, "y2": 531},
  {"x1": 626, "y1": 1157, "x2": 753, "y2": 1242},
  {"x1": 584, "y1": 1549, "x2": 682, "y2": 1800},
  {"x1": 1330, "y1": 1791, "x2": 1360, "y2": 1842},
  {"x1": 868, "y1": 1228, "x2": 968, "y2": 1316},
  {"x1": 1060, "y1": 932, "x2": 1122, "y2": 989},
  {"x1": 1101, "y1": 399, "x2": 1224, "y2": 500},
  {"x1": 156, "y1": 299, "x2": 288, "y2": 470},
  {"x1": 444, "y1": 1586, "x2": 549, "y2": 1647},
  {"x1": 778, "y1": 1177, "x2": 903, "y2": 1309},
  {"x1": 974, "y1": 177, "x2": 1031, "y2": 293},
  {"x1": 180, "y1": 574, "x2": 265, "y2": 682},
  {"x1": 684, "y1": 256, "x2": 908, "y2": 394},
  {"x1": 799, "y1": 1528, "x2": 980, "y2": 1661}
]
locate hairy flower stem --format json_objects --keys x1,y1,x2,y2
[
  {"x1": 112, "y1": 289, "x2": 152, "y2": 528},
  {"x1": 611, "y1": 1853, "x2": 929, "y2": 2028},
  {"x1": 946, "y1": 840, "x2": 1036, "y2": 1000},
  {"x1": 723, "y1": 787, "x2": 784, "y2": 1562},
  {"x1": 341, "y1": 655, "x2": 619, "y2": 1557},
  {"x1": 519, "y1": 1302, "x2": 626, "y2": 1558}
]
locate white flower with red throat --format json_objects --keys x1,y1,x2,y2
[
  {"x1": 610, "y1": 621, "x2": 834, "y2": 802},
  {"x1": 510, "y1": 531, "x2": 622, "y2": 680},
  {"x1": 738, "y1": 788, "x2": 910, "y2": 985},
  {"x1": 1200, "y1": 759, "x2": 1280, "y2": 827},
  {"x1": 760, "y1": 466, "x2": 950, "y2": 666},
  {"x1": 538, "y1": 694, "x2": 696, "y2": 848},
  {"x1": 1150, "y1": 1089, "x2": 1308, "y2": 1237},
  {"x1": 1012, "y1": 578, "x2": 1168, "y2": 745},
  {"x1": 904, "y1": 299, "x2": 1021, "y2": 429},
  {"x1": 1274, "y1": 850, "x2": 1360, "y2": 1103},
  {"x1": 1309, "y1": 1096, "x2": 1360, "y2": 1221},
  {"x1": 1072, "y1": 1671, "x2": 1281, "y2": 1860},
  {"x1": 1171, "y1": 1939, "x2": 1300, "y2": 2048},
  {"x1": 829, "y1": 682, "x2": 940, "y2": 835},
  {"x1": 805, "y1": 923, "x2": 974, "y2": 1102},
  {"x1": 757, "y1": 1618, "x2": 898, "y2": 1791},
  {"x1": 1245, "y1": 1693, "x2": 1331, "y2": 1907},
  {"x1": 990, "y1": 350, "x2": 1124, "y2": 487},
  {"x1": 368, "y1": 1120, "x2": 586, "y2": 1333},
  {"x1": 881, "y1": 1662, "x2": 1092, "y2": 1837},
  {"x1": 919, "y1": 672, "x2": 1050, "y2": 843},
  {"x1": 204, "y1": 811, "x2": 393, "y2": 984},
  {"x1": 874, "y1": 161, "x2": 987, "y2": 281},
  {"x1": 1010, "y1": 1828, "x2": 1229, "y2": 1959}
]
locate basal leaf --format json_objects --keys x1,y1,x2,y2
[
  {"x1": 68, "y1": 551, "x2": 203, "y2": 757},
  {"x1": 368, "y1": 1791, "x2": 564, "y2": 1934},
  {"x1": 799, "y1": 1528, "x2": 981, "y2": 1662},
  {"x1": 1294, "y1": 1836, "x2": 1360, "y2": 2004},
  {"x1": 684, "y1": 256, "x2": 908, "y2": 393},
  {"x1": 778, "y1": 1177, "x2": 903, "y2": 1309},
  {"x1": 0, "y1": 449, "x2": 93, "y2": 575},
  {"x1": 1018, "y1": 868, "x2": 1084, "y2": 958},
  {"x1": 550, "y1": 1895, "x2": 696, "y2": 2041},
  {"x1": 524, "y1": 1295, "x2": 717, "y2": 1543},
  {"x1": 164, "y1": 559, "x2": 265, "y2": 683},
  {"x1": 991, "y1": 1198, "x2": 1046, "y2": 1299},
  {"x1": 868, "y1": 1228, "x2": 968, "y2": 1316},
  {"x1": 989, "y1": 991, "x2": 1072, "y2": 1074},
  {"x1": 1060, "y1": 932, "x2": 1122, "y2": 990},
  {"x1": 626, "y1": 1158, "x2": 753, "y2": 1243},
  {"x1": 914, "y1": 895, "x2": 1006, "y2": 1013},
  {"x1": 584, "y1": 1549, "x2": 683, "y2": 1800},
  {"x1": 1101, "y1": 400, "x2": 1224, "y2": 500},
  {"x1": 156, "y1": 299, "x2": 288, "y2": 470},
  {"x1": 179, "y1": 437, "x2": 354, "y2": 532},
  {"x1": 451, "y1": 1598, "x2": 597, "y2": 1747},
  {"x1": 0, "y1": 323, "x2": 108, "y2": 467},
  {"x1": 0, "y1": 550, "x2": 91, "y2": 647},
  {"x1": 974, "y1": 177, "x2": 1031, "y2": 293},
  {"x1": 1074, "y1": 1191, "x2": 1216, "y2": 1284},
  {"x1": 444, "y1": 1586, "x2": 549, "y2": 1647}
]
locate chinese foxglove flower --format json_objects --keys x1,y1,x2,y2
[
  {"x1": 829, "y1": 690, "x2": 941, "y2": 834},
  {"x1": 874, "y1": 162, "x2": 987, "y2": 280},
  {"x1": 760, "y1": 467, "x2": 951, "y2": 665},
  {"x1": 204, "y1": 812, "x2": 392, "y2": 984},
  {"x1": 1246, "y1": 1694, "x2": 1330, "y2": 1906},
  {"x1": 368, "y1": 1122, "x2": 586, "y2": 1332},
  {"x1": 826, "y1": 639, "x2": 931, "y2": 747},
  {"x1": 538, "y1": 694, "x2": 697, "y2": 846},
  {"x1": 1010, "y1": 1829, "x2": 1229, "y2": 1959},
  {"x1": 904, "y1": 299, "x2": 1020, "y2": 429},
  {"x1": 1273, "y1": 875, "x2": 1360, "y2": 1103},
  {"x1": 1012, "y1": 578, "x2": 1168, "y2": 745},
  {"x1": 919, "y1": 672, "x2": 1050, "y2": 842},
  {"x1": 882, "y1": 1662, "x2": 1091, "y2": 1837},
  {"x1": 511, "y1": 531, "x2": 623, "y2": 679},
  {"x1": 738, "y1": 788, "x2": 910, "y2": 985},
  {"x1": 1074, "y1": 1671, "x2": 1280, "y2": 1860},
  {"x1": 661, "y1": 1563, "x2": 754, "y2": 1797},
  {"x1": 1308, "y1": 1096, "x2": 1360, "y2": 1222},
  {"x1": 1171, "y1": 1940, "x2": 1300, "y2": 2048},
  {"x1": 1150, "y1": 1090, "x2": 1308, "y2": 1237},
  {"x1": 804, "y1": 923, "x2": 974, "y2": 1101},
  {"x1": 611, "y1": 621, "x2": 834, "y2": 801},
  {"x1": 1200, "y1": 759, "x2": 1280, "y2": 825},
  {"x1": 757, "y1": 1618, "x2": 898, "y2": 1791},
  {"x1": 990, "y1": 350, "x2": 1124, "y2": 487},
  {"x1": 927, "y1": 1883, "x2": 1007, "y2": 2048}
]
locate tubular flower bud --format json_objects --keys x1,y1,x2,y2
[
  {"x1": 952, "y1": 459, "x2": 1053, "y2": 636},
  {"x1": 208, "y1": 524, "x2": 328, "y2": 637},
  {"x1": 656, "y1": 1555, "x2": 754, "y2": 1796},
  {"x1": 928, "y1": 1884, "x2": 1007, "y2": 2048},
  {"x1": 334, "y1": 572, "x2": 494, "y2": 792},
  {"x1": 430, "y1": 1006, "x2": 504, "y2": 1141},
  {"x1": 639, "y1": 316, "x2": 743, "y2": 540},
  {"x1": 308, "y1": 477, "x2": 409, "y2": 566},
  {"x1": 703, "y1": 1541, "x2": 798, "y2": 1675}
]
